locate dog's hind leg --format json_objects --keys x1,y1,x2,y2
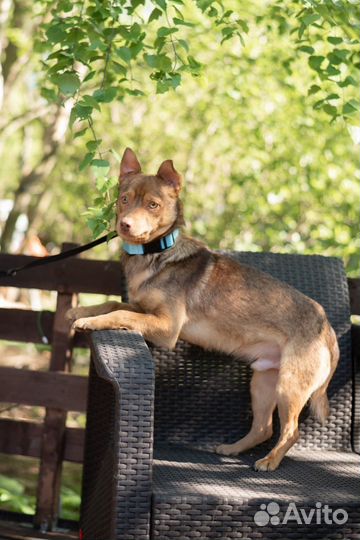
[
  {"x1": 254, "y1": 342, "x2": 331, "y2": 472},
  {"x1": 216, "y1": 369, "x2": 278, "y2": 456}
]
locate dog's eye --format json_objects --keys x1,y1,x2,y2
[
  {"x1": 121, "y1": 195, "x2": 128, "y2": 204},
  {"x1": 148, "y1": 201, "x2": 159, "y2": 209}
]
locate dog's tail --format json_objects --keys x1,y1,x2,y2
[{"x1": 309, "y1": 326, "x2": 339, "y2": 425}]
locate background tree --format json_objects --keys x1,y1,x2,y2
[{"x1": 0, "y1": 0, "x2": 359, "y2": 273}]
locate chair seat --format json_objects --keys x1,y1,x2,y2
[{"x1": 152, "y1": 445, "x2": 360, "y2": 539}]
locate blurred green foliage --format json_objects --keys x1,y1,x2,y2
[
  {"x1": 0, "y1": 474, "x2": 35, "y2": 514},
  {"x1": 0, "y1": 457, "x2": 82, "y2": 520},
  {"x1": 0, "y1": 0, "x2": 359, "y2": 274}
]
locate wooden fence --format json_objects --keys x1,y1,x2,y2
[
  {"x1": 0, "y1": 247, "x2": 359, "y2": 531},
  {"x1": 0, "y1": 246, "x2": 127, "y2": 530}
]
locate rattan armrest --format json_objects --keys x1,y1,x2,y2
[{"x1": 81, "y1": 330, "x2": 155, "y2": 540}]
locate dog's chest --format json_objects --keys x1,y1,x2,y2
[{"x1": 126, "y1": 267, "x2": 153, "y2": 301}]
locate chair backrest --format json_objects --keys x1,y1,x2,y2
[{"x1": 151, "y1": 252, "x2": 352, "y2": 451}]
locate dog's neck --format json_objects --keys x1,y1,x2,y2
[
  {"x1": 121, "y1": 232, "x2": 209, "y2": 303},
  {"x1": 123, "y1": 228, "x2": 180, "y2": 256}
]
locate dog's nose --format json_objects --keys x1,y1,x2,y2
[{"x1": 120, "y1": 219, "x2": 132, "y2": 233}]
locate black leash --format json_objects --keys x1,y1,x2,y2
[{"x1": 0, "y1": 231, "x2": 118, "y2": 278}]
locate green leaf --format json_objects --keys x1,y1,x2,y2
[
  {"x1": 129, "y1": 22, "x2": 141, "y2": 38},
  {"x1": 70, "y1": 104, "x2": 92, "y2": 126},
  {"x1": 116, "y1": 47, "x2": 132, "y2": 64},
  {"x1": 221, "y1": 27, "x2": 235, "y2": 42},
  {"x1": 148, "y1": 7, "x2": 162, "y2": 22},
  {"x1": 79, "y1": 152, "x2": 95, "y2": 171},
  {"x1": 177, "y1": 39, "x2": 189, "y2": 51},
  {"x1": 172, "y1": 17, "x2": 195, "y2": 27},
  {"x1": 187, "y1": 55, "x2": 202, "y2": 74},
  {"x1": 46, "y1": 23, "x2": 67, "y2": 43},
  {"x1": 83, "y1": 70, "x2": 96, "y2": 82},
  {"x1": 156, "y1": 79, "x2": 171, "y2": 94},
  {"x1": 325, "y1": 64, "x2": 341, "y2": 76},
  {"x1": 58, "y1": 0, "x2": 72, "y2": 11},
  {"x1": 144, "y1": 54, "x2": 172, "y2": 71},
  {"x1": 297, "y1": 45, "x2": 314, "y2": 54},
  {"x1": 173, "y1": 6, "x2": 184, "y2": 19},
  {"x1": 40, "y1": 87, "x2": 57, "y2": 102},
  {"x1": 332, "y1": 48, "x2": 349, "y2": 61},
  {"x1": 80, "y1": 95, "x2": 101, "y2": 111},
  {"x1": 343, "y1": 99, "x2": 360, "y2": 115},
  {"x1": 144, "y1": 54, "x2": 158, "y2": 68},
  {"x1": 74, "y1": 128, "x2": 88, "y2": 139},
  {"x1": 313, "y1": 98, "x2": 325, "y2": 110},
  {"x1": 126, "y1": 88, "x2": 145, "y2": 96},
  {"x1": 338, "y1": 75, "x2": 357, "y2": 88},
  {"x1": 308, "y1": 84, "x2": 321, "y2": 95},
  {"x1": 169, "y1": 73, "x2": 181, "y2": 88},
  {"x1": 323, "y1": 104, "x2": 337, "y2": 117},
  {"x1": 86, "y1": 139, "x2": 102, "y2": 151},
  {"x1": 327, "y1": 36, "x2": 343, "y2": 45},
  {"x1": 301, "y1": 13, "x2": 321, "y2": 26},
  {"x1": 157, "y1": 27, "x2": 179, "y2": 37},
  {"x1": 91, "y1": 159, "x2": 110, "y2": 177},
  {"x1": 52, "y1": 71, "x2": 80, "y2": 95},
  {"x1": 308, "y1": 55, "x2": 324, "y2": 71},
  {"x1": 327, "y1": 52, "x2": 342, "y2": 65},
  {"x1": 154, "y1": 0, "x2": 167, "y2": 10},
  {"x1": 325, "y1": 93, "x2": 340, "y2": 101},
  {"x1": 93, "y1": 87, "x2": 117, "y2": 103},
  {"x1": 112, "y1": 61, "x2": 127, "y2": 76},
  {"x1": 129, "y1": 42, "x2": 144, "y2": 59},
  {"x1": 238, "y1": 19, "x2": 249, "y2": 33}
]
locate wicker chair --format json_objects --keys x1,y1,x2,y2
[{"x1": 80, "y1": 252, "x2": 360, "y2": 540}]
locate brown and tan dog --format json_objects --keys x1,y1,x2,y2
[{"x1": 67, "y1": 148, "x2": 339, "y2": 471}]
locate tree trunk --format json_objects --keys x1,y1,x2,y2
[
  {"x1": 0, "y1": 102, "x2": 72, "y2": 252},
  {"x1": 0, "y1": 0, "x2": 13, "y2": 109}
]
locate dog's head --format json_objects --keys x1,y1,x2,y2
[{"x1": 116, "y1": 148, "x2": 183, "y2": 244}]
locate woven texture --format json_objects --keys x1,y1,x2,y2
[
  {"x1": 81, "y1": 330, "x2": 155, "y2": 540},
  {"x1": 151, "y1": 252, "x2": 352, "y2": 452},
  {"x1": 152, "y1": 445, "x2": 360, "y2": 540},
  {"x1": 353, "y1": 326, "x2": 360, "y2": 453},
  {"x1": 81, "y1": 252, "x2": 357, "y2": 540}
]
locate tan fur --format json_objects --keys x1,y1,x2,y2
[{"x1": 66, "y1": 148, "x2": 339, "y2": 471}]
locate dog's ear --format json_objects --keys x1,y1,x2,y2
[
  {"x1": 157, "y1": 160, "x2": 182, "y2": 194},
  {"x1": 120, "y1": 148, "x2": 141, "y2": 178}
]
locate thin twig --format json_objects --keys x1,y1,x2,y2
[
  {"x1": 88, "y1": 117, "x2": 103, "y2": 159},
  {"x1": 166, "y1": 9, "x2": 181, "y2": 71},
  {"x1": 101, "y1": 45, "x2": 112, "y2": 90}
]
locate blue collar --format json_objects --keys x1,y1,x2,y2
[{"x1": 123, "y1": 229, "x2": 180, "y2": 256}]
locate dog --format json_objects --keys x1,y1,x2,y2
[{"x1": 66, "y1": 147, "x2": 339, "y2": 471}]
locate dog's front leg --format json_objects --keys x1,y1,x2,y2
[
  {"x1": 72, "y1": 308, "x2": 183, "y2": 349},
  {"x1": 66, "y1": 301, "x2": 140, "y2": 324}
]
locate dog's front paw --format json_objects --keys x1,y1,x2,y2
[
  {"x1": 254, "y1": 456, "x2": 278, "y2": 472},
  {"x1": 215, "y1": 443, "x2": 240, "y2": 457},
  {"x1": 72, "y1": 317, "x2": 96, "y2": 332}
]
